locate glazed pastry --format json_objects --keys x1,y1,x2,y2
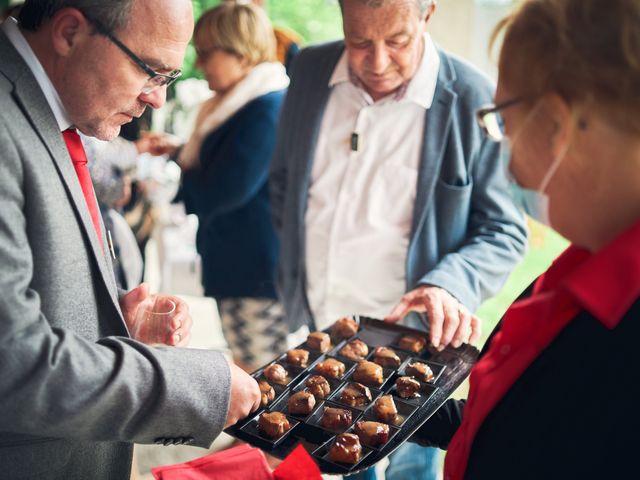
[
  {"x1": 331, "y1": 317, "x2": 359, "y2": 339},
  {"x1": 373, "y1": 395, "x2": 398, "y2": 423},
  {"x1": 258, "y1": 411, "x2": 291, "y2": 438},
  {"x1": 355, "y1": 420, "x2": 390, "y2": 447},
  {"x1": 353, "y1": 360, "x2": 383, "y2": 386},
  {"x1": 328, "y1": 433, "x2": 362, "y2": 464},
  {"x1": 258, "y1": 380, "x2": 275, "y2": 407},
  {"x1": 339, "y1": 339, "x2": 369, "y2": 361},
  {"x1": 395, "y1": 376, "x2": 421, "y2": 398},
  {"x1": 320, "y1": 406, "x2": 353, "y2": 430},
  {"x1": 398, "y1": 334, "x2": 427, "y2": 353},
  {"x1": 287, "y1": 390, "x2": 316, "y2": 415},
  {"x1": 372, "y1": 346, "x2": 401, "y2": 368},
  {"x1": 315, "y1": 358, "x2": 346, "y2": 379},
  {"x1": 263, "y1": 363, "x2": 288, "y2": 384},
  {"x1": 307, "y1": 331, "x2": 331, "y2": 353},
  {"x1": 305, "y1": 375, "x2": 331, "y2": 399},
  {"x1": 286, "y1": 349, "x2": 309, "y2": 368},
  {"x1": 340, "y1": 382, "x2": 372, "y2": 407},
  {"x1": 405, "y1": 362, "x2": 434, "y2": 382}
]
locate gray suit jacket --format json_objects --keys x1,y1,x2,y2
[
  {"x1": 0, "y1": 31, "x2": 230, "y2": 480},
  {"x1": 270, "y1": 42, "x2": 528, "y2": 331}
]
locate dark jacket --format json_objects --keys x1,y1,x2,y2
[
  {"x1": 182, "y1": 90, "x2": 286, "y2": 299},
  {"x1": 414, "y1": 296, "x2": 640, "y2": 479}
]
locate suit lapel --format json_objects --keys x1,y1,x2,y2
[
  {"x1": 410, "y1": 50, "x2": 457, "y2": 241},
  {"x1": 2, "y1": 34, "x2": 122, "y2": 315}
]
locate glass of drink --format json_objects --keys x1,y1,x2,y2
[{"x1": 131, "y1": 295, "x2": 176, "y2": 346}]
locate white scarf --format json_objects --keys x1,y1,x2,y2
[{"x1": 179, "y1": 62, "x2": 289, "y2": 169}]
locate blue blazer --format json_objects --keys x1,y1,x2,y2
[
  {"x1": 270, "y1": 42, "x2": 528, "y2": 331},
  {"x1": 182, "y1": 90, "x2": 286, "y2": 299}
]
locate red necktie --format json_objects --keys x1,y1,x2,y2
[{"x1": 62, "y1": 129, "x2": 103, "y2": 248}]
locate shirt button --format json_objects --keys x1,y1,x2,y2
[{"x1": 500, "y1": 344, "x2": 511, "y2": 355}]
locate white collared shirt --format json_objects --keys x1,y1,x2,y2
[
  {"x1": 1, "y1": 16, "x2": 72, "y2": 131},
  {"x1": 305, "y1": 34, "x2": 441, "y2": 329}
]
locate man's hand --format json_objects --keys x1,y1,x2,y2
[
  {"x1": 224, "y1": 359, "x2": 261, "y2": 428},
  {"x1": 120, "y1": 284, "x2": 193, "y2": 347},
  {"x1": 386, "y1": 285, "x2": 481, "y2": 350}
]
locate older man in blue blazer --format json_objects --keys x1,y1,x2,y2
[{"x1": 270, "y1": 0, "x2": 527, "y2": 478}]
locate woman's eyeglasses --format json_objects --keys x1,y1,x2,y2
[{"x1": 476, "y1": 97, "x2": 527, "y2": 142}]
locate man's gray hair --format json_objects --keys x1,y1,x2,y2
[
  {"x1": 18, "y1": 0, "x2": 134, "y2": 32},
  {"x1": 338, "y1": 0, "x2": 435, "y2": 17}
]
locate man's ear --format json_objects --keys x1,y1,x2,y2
[
  {"x1": 49, "y1": 8, "x2": 90, "y2": 57},
  {"x1": 423, "y1": 3, "x2": 437, "y2": 27},
  {"x1": 540, "y1": 92, "x2": 576, "y2": 160}
]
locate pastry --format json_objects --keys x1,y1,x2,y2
[
  {"x1": 320, "y1": 406, "x2": 353, "y2": 430},
  {"x1": 328, "y1": 433, "x2": 362, "y2": 464},
  {"x1": 315, "y1": 358, "x2": 346, "y2": 379},
  {"x1": 286, "y1": 349, "x2": 309, "y2": 368},
  {"x1": 287, "y1": 390, "x2": 316, "y2": 415},
  {"x1": 355, "y1": 420, "x2": 390, "y2": 447},
  {"x1": 353, "y1": 360, "x2": 383, "y2": 386},
  {"x1": 331, "y1": 317, "x2": 358, "y2": 339},
  {"x1": 307, "y1": 331, "x2": 331, "y2": 353},
  {"x1": 258, "y1": 380, "x2": 275, "y2": 407},
  {"x1": 339, "y1": 339, "x2": 369, "y2": 361},
  {"x1": 373, "y1": 395, "x2": 398, "y2": 423},
  {"x1": 372, "y1": 346, "x2": 401, "y2": 368},
  {"x1": 263, "y1": 363, "x2": 288, "y2": 384},
  {"x1": 398, "y1": 334, "x2": 427, "y2": 353},
  {"x1": 405, "y1": 362, "x2": 434, "y2": 382},
  {"x1": 258, "y1": 411, "x2": 290, "y2": 438},
  {"x1": 395, "y1": 376, "x2": 421, "y2": 398},
  {"x1": 305, "y1": 375, "x2": 331, "y2": 399},
  {"x1": 340, "y1": 382, "x2": 372, "y2": 407}
]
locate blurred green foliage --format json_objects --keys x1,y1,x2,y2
[{"x1": 184, "y1": 0, "x2": 343, "y2": 81}]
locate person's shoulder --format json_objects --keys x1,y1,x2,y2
[
  {"x1": 291, "y1": 40, "x2": 344, "y2": 73},
  {"x1": 437, "y1": 49, "x2": 495, "y2": 104},
  {"x1": 242, "y1": 89, "x2": 287, "y2": 114}
]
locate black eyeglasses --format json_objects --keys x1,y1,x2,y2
[
  {"x1": 476, "y1": 96, "x2": 528, "y2": 142},
  {"x1": 87, "y1": 17, "x2": 181, "y2": 94}
]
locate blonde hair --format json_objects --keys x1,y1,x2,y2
[
  {"x1": 493, "y1": 0, "x2": 640, "y2": 133},
  {"x1": 194, "y1": 2, "x2": 276, "y2": 66}
]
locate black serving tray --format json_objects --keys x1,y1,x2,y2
[{"x1": 225, "y1": 316, "x2": 479, "y2": 474}]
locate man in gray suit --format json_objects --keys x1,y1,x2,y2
[
  {"x1": 0, "y1": 1, "x2": 260, "y2": 478},
  {"x1": 270, "y1": 0, "x2": 528, "y2": 478}
]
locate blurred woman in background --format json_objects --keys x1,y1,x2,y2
[
  {"x1": 178, "y1": 2, "x2": 289, "y2": 370},
  {"x1": 405, "y1": 0, "x2": 640, "y2": 478}
]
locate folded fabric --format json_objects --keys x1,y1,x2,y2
[
  {"x1": 150, "y1": 442, "x2": 323, "y2": 480},
  {"x1": 273, "y1": 445, "x2": 322, "y2": 480},
  {"x1": 151, "y1": 443, "x2": 272, "y2": 480}
]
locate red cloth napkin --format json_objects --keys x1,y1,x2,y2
[{"x1": 150, "y1": 443, "x2": 322, "y2": 480}]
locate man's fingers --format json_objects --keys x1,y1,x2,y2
[
  {"x1": 451, "y1": 308, "x2": 472, "y2": 348},
  {"x1": 439, "y1": 299, "x2": 460, "y2": 350},
  {"x1": 469, "y1": 315, "x2": 482, "y2": 345},
  {"x1": 385, "y1": 298, "x2": 412, "y2": 322},
  {"x1": 426, "y1": 299, "x2": 445, "y2": 349}
]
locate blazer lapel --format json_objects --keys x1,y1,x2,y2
[
  {"x1": 410, "y1": 50, "x2": 457, "y2": 241},
  {"x1": 3, "y1": 36, "x2": 122, "y2": 314}
]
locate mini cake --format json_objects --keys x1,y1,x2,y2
[
  {"x1": 395, "y1": 376, "x2": 421, "y2": 398},
  {"x1": 305, "y1": 375, "x2": 331, "y2": 399},
  {"x1": 339, "y1": 339, "x2": 369, "y2": 361},
  {"x1": 329, "y1": 433, "x2": 362, "y2": 464},
  {"x1": 372, "y1": 346, "x2": 401, "y2": 368},
  {"x1": 398, "y1": 334, "x2": 427, "y2": 353},
  {"x1": 405, "y1": 362, "x2": 434, "y2": 382},
  {"x1": 340, "y1": 382, "x2": 372, "y2": 407},
  {"x1": 320, "y1": 406, "x2": 353, "y2": 430},
  {"x1": 287, "y1": 390, "x2": 316, "y2": 415},
  {"x1": 258, "y1": 411, "x2": 290, "y2": 438},
  {"x1": 258, "y1": 380, "x2": 275, "y2": 407},
  {"x1": 307, "y1": 331, "x2": 331, "y2": 353},
  {"x1": 263, "y1": 363, "x2": 288, "y2": 384},
  {"x1": 355, "y1": 420, "x2": 390, "y2": 447},
  {"x1": 315, "y1": 358, "x2": 346, "y2": 379},
  {"x1": 373, "y1": 395, "x2": 398, "y2": 423},
  {"x1": 353, "y1": 360, "x2": 383, "y2": 386},
  {"x1": 286, "y1": 349, "x2": 310, "y2": 368},
  {"x1": 331, "y1": 317, "x2": 359, "y2": 339}
]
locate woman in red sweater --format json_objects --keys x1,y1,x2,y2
[{"x1": 398, "y1": 0, "x2": 640, "y2": 478}]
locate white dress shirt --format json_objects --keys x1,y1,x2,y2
[
  {"x1": 305, "y1": 34, "x2": 440, "y2": 329},
  {"x1": 1, "y1": 16, "x2": 72, "y2": 132}
]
